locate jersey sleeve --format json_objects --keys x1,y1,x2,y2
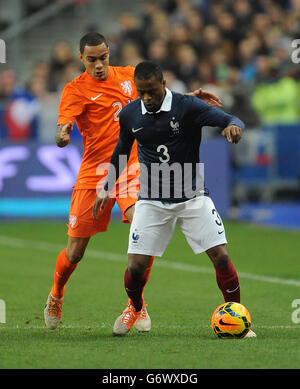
[
  {"x1": 124, "y1": 65, "x2": 135, "y2": 78},
  {"x1": 125, "y1": 65, "x2": 138, "y2": 99},
  {"x1": 57, "y1": 83, "x2": 85, "y2": 125},
  {"x1": 187, "y1": 95, "x2": 245, "y2": 130}
]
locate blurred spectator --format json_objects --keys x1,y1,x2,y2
[
  {"x1": 272, "y1": 37, "x2": 294, "y2": 77},
  {"x1": 0, "y1": 69, "x2": 39, "y2": 142},
  {"x1": 147, "y1": 39, "x2": 171, "y2": 70},
  {"x1": 167, "y1": 0, "x2": 194, "y2": 25},
  {"x1": 58, "y1": 60, "x2": 82, "y2": 92},
  {"x1": 1, "y1": 0, "x2": 300, "y2": 144},
  {"x1": 32, "y1": 61, "x2": 51, "y2": 81},
  {"x1": 117, "y1": 11, "x2": 142, "y2": 43},
  {"x1": 48, "y1": 41, "x2": 75, "y2": 92},
  {"x1": 141, "y1": 0, "x2": 160, "y2": 30},
  {"x1": 215, "y1": 11, "x2": 239, "y2": 43},
  {"x1": 252, "y1": 12, "x2": 271, "y2": 37},
  {"x1": 0, "y1": 69, "x2": 16, "y2": 138},
  {"x1": 197, "y1": 59, "x2": 216, "y2": 85},
  {"x1": 119, "y1": 42, "x2": 144, "y2": 68},
  {"x1": 232, "y1": 0, "x2": 253, "y2": 31},
  {"x1": 173, "y1": 43, "x2": 198, "y2": 84},
  {"x1": 184, "y1": 8, "x2": 204, "y2": 50},
  {"x1": 116, "y1": 11, "x2": 145, "y2": 57},
  {"x1": 237, "y1": 38, "x2": 259, "y2": 83},
  {"x1": 230, "y1": 82, "x2": 261, "y2": 128},
  {"x1": 169, "y1": 22, "x2": 191, "y2": 50},
  {"x1": 251, "y1": 71, "x2": 300, "y2": 124},
  {"x1": 27, "y1": 74, "x2": 58, "y2": 143},
  {"x1": 210, "y1": 48, "x2": 231, "y2": 85},
  {"x1": 163, "y1": 69, "x2": 187, "y2": 93},
  {"x1": 0, "y1": 69, "x2": 16, "y2": 103},
  {"x1": 201, "y1": 24, "x2": 222, "y2": 54},
  {"x1": 255, "y1": 55, "x2": 275, "y2": 83},
  {"x1": 146, "y1": 11, "x2": 171, "y2": 42},
  {"x1": 28, "y1": 58, "x2": 82, "y2": 142}
]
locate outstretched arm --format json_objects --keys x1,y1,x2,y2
[
  {"x1": 188, "y1": 96, "x2": 244, "y2": 143},
  {"x1": 187, "y1": 88, "x2": 222, "y2": 108}
]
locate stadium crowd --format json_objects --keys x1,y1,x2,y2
[{"x1": 0, "y1": 0, "x2": 299, "y2": 142}]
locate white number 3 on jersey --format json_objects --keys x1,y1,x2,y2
[{"x1": 157, "y1": 144, "x2": 170, "y2": 162}]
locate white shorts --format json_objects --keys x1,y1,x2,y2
[{"x1": 128, "y1": 196, "x2": 227, "y2": 257}]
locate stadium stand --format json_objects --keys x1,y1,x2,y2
[{"x1": 0, "y1": 0, "x2": 300, "y2": 211}]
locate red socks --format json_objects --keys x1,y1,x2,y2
[
  {"x1": 141, "y1": 256, "x2": 154, "y2": 297},
  {"x1": 50, "y1": 250, "x2": 238, "y2": 309},
  {"x1": 214, "y1": 260, "x2": 240, "y2": 303},
  {"x1": 125, "y1": 256, "x2": 154, "y2": 312},
  {"x1": 124, "y1": 256, "x2": 239, "y2": 311},
  {"x1": 51, "y1": 248, "x2": 78, "y2": 299}
]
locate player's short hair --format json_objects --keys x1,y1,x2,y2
[
  {"x1": 80, "y1": 32, "x2": 108, "y2": 54},
  {"x1": 134, "y1": 61, "x2": 164, "y2": 83}
]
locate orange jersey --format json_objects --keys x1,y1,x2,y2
[{"x1": 58, "y1": 66, "x2": 139, "y2": 189}]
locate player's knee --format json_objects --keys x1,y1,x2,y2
[
  {"x1": 128, "y1": 257, "x2": 148, "y2": 279},
  {"x1": 128, "y1": 264, "x2": 146, "y2": 279},
  {"x1": 66, "y1": 247, "x2": 85, "y2": 264},
  {"x1": 214, "y1": 254, "x2": 230, "y2": 269},
  {"x1": 209, "y1": 247, "x2": 230, "y2": 269}
]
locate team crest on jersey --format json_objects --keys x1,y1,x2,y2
[
  {"x1": 69, "y1": 215, "x2": 78, "y2": 229},
  {"x1": 121, "y1": 80, "x2": 133, "y2": 96},
  {"x1": 170, "y1": 117, "x2": 180, "y2": 136}
]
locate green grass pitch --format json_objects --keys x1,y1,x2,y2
[{"x1": 0, "y1": 219, "x2": 299, "y2": 369}]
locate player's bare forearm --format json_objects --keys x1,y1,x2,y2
[{"x1": 55, "y1": 122, "x2": 73, "y2": 147}]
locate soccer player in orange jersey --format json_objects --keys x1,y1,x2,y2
[{"x1": 44, "y1": 32, "x2": 222, "y2": 331}]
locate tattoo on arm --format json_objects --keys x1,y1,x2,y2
[{"x1": 55, "y1": 124, "x2": 68, "y2": 147}]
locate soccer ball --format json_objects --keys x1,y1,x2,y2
[{"x1": 211, "y1": 302, "x2": 251, "y2": 339}]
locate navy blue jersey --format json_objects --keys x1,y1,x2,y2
[{"x1": 105, "y1": 89, "x2": 244, "y2": 202}]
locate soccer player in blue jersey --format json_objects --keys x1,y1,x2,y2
[{"x1": 93, "y1": 61, "x2": 256, "y2": 338}]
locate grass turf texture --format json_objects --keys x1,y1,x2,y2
[{"x1": 0, "y1": 220, "x2": 299, "y2": 369}]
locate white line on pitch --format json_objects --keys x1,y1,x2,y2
[
  {"x1": 0, "y1": 235, "x2": 300, "y2": 288},
  {"x1": 0, "y1": 324, "x2": 299, "y2": 330}
]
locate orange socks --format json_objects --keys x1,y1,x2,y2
[{"x1": 50, "y1": 248, "x2": 78, "y2": 299}]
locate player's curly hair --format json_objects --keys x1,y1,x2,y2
[{"x1": 134, "y1": 61, "x2": 163, "y2": 83}]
